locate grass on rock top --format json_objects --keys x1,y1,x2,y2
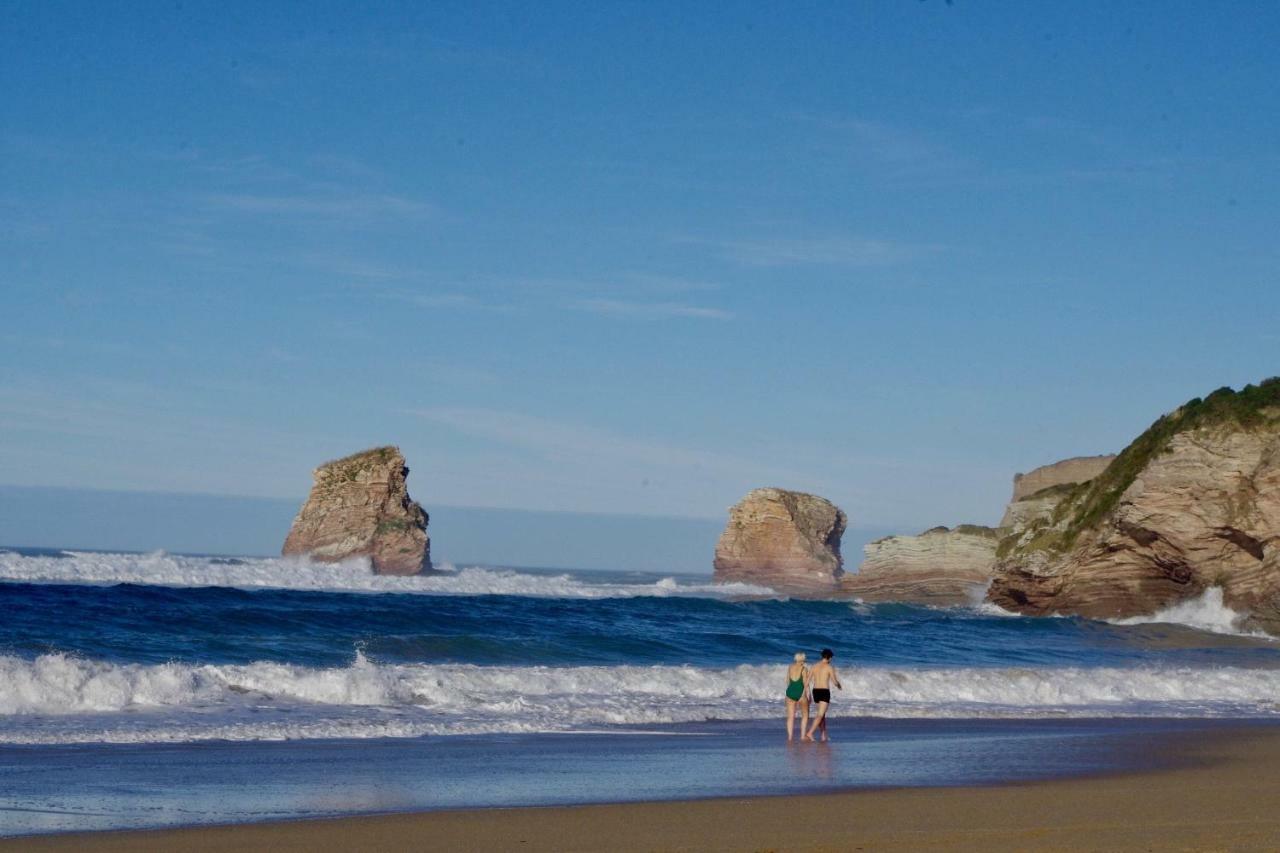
[
  {"x1": 317, "y1": 446, "x2": 402, "y2": 483},
  {"x1": 953, "y1": 524, "x2": 1000, "y2": 539},
  {"x1": 1001, "y1": 377, "x2": 1280, "y2": 558}
]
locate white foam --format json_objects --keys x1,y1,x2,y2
[
  {"x1": 0, "y1": 550, "x2": 774, "y2": 599},
  {"x1": 1110, "y1": 588, "x2": 1273, "y2": 639},
  {"x1": 2, "y1": 653, "x2": 1279, "y2": 744}
]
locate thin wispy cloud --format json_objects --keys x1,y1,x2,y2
[
  {"x1": 417, "y1": 361, "x2": 502, "y2": 387},
  {"x1": 712, "y1": 235, "x2": 921, "y2": 268},
  {"x1": 410, "y1": 407, "x2": 794, "y2": 482},
  {"x1": 307, "y1": 153, "x2": 386, "y2": 181},
  {"x1": 375, "y1": 287, "x2": 512, "y2": 312},
  {"x1": 296, "y1": 253, "x2": 419, "y2": 281},
  {"x1": 338, "y1": 272, "x2": 731, "y2": 318},
  {"x1": 826, "y1": 117, "x2": 960, "y2": 169},
  {"x1": 793, "y1": 113, "x2": 966, "y2": 180},
  {"x1": 570, "y1": 298, "x2": 732, "y2": 321},
  {"x1": 202, "y1": 192, "x2": 434, "y2": 219},
  {"x1": 620, "y1": 272, "x2": 722, "y2": 294}
]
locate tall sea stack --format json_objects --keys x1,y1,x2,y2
[
  {"x1": 282, "y1": 446, "x2": 431, "y2": 575},
  {"x1": 713, "y1": 488, "x2": 847, "y2": 595}
]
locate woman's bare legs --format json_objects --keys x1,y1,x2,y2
[{"x1": 785, "y1": 698, "x2": 797, "y2": 740}]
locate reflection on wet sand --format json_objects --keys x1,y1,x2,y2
[{"x1": 786, "y1": 739, "x2": 836, "y2": 781}]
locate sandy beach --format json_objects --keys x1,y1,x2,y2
[{"x1": 7, "y1": 724, "x2": 1278, "y2": 852}]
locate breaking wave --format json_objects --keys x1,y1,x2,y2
[
  {"x1": 3, "y1": 652, "x2": 1279, "y2": 744},
  {"x1": 1109, "y1": 588, "x2": 1273, "y2": 639},
  {"x1": 0, "y1": 550, "x2": 773, "y2": 600}
]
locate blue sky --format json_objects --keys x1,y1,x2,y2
[{"x1": 3, "y1": 2, "x2": 1278, "y2": 556}]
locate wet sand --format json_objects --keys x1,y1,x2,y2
[{"x1": 7, "y1": 724, "x2": 1280, "y2": 852}]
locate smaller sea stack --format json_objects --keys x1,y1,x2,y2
[
  {"x1": 840, "y1": 525, "x2": 999, "y2": 606},
  {"x1": 282, "y1": 446, "x2": 431, "y2": 575},
  {"x1": 713, "y1": 488, "x2": 847, "y2": 595}
]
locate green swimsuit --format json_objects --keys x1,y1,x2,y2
[{"x1": 785, "y1": 674, "x2": 805, "y2": 701}]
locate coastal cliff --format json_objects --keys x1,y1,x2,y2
[
  {"x1": 712, "y1": 488, "x2": 847, "y2": 594},
  {"x1": 282, "y1": 446, "x2": 431, "y2": 575},
  {"x1": 840, "y1": 525, "x2": 998, "y2": 605},
  {"x1": 838, "y1": 457, "x2": 1110, "y2": 605},
  {"x1": 988, "y1": 380, "x2": 1280, "y2": 631},
  {"x1": 1000, "y1": 455, "x2": 1116, "y2": 528}
]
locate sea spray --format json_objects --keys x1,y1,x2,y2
[
  {"x1": 0, "y1": 550, "x2": 775, "y2": 599},
  {"x1": 1110, "y1": 587, "x2": 1273, "y2": 639}
]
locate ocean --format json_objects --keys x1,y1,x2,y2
[{"x1": 2, "y1": 546, "x2": 1279, "y2": 835}]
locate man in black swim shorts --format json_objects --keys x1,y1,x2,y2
[{"x1": 804, "y1": 648, "x2": 842, "y2": 742}]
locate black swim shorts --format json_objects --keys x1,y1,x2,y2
[{"x1": 812, "y1": 688, "x2": 831, "y2": 703}]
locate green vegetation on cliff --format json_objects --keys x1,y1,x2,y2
[
  {"x1": 318, "y1": 446, "x2": 401, "y2": 483},
  {"x1": 953, "y1": 524, "x2": 1000, "y2": 538},
  {"x1": 999, "y1": 378, "x2": 1280, "y2": 558},
  {"x1": 1018, "y1": 482, "x2": 1078, "y2": 503}
]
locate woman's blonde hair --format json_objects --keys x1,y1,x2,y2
[{"x1": 793, "y1": 652, "x2": 806, "y2": 663}]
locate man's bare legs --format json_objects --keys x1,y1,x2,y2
[{"x1": 804, "y1": 701, "x2": 827, "y2": 741}]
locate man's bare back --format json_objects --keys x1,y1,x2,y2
[{"x1": 809, "y1": 660, "x2": 840, "y2": 690}]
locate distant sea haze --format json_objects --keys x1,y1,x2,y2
[{"x1": 0, "y1": 484, "x2": 893, "y2": 573}]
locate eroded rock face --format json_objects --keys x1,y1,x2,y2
[
  {"x1": 989, "y1": 385, "x2": 1280, "y2": 631},
  {"x1": 713, "y1": 488, "x2": 847, "y2": 594},
  {"x1": 836, "y1": 456, "x2": 1108, "y2": 606},
  {"x1": 840, "y1": 525, "x2": 998, "y2": 606},
  {"x1": 282, "y1": 446, "x2": 431, "y2": 575},
  {"x1": 1000, "y1": 455, "x2": 1116, "y2": 527}
]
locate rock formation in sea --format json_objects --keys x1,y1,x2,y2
[
  {"x1": 282, "y1": 446, "x2": 431, "y2": 575},
  {"x1": 999, "y1": 455, "x2": 1116, "y2": 528},
  {"x1": 713, "y1": 488, "x2": 847, "y2": 594},
  {"x1": 988, "y1": 380, "x2": 1280, "y2": 632},
  {"x1": 839, "y1": 525, "x2": 1000, "y2": 606}
]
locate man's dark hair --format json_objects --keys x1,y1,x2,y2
[{"x1": 821, "y1": 648, "x2": 834, "y2": 660}]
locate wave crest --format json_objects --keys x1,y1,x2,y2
[
  {"x1": 0, "y1": 550, "x2": 773, "y2": 599},
  {"x1": 3, "y1": 653, "x2": 1280, "y2": 743}
]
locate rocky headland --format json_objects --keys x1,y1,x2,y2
[
  {"x1": 988, "y1": 380, "x2": 1280, "y2": 632},
  {"x1": 832, "y1": 456, "x2": 1112, "y2": 606},
  {"x1": 712, "y1": 488, "x2": 847, "y2": 595},
  {"x1": 1000, "y1": 455, "x2": 1116, "y2": 528},
  {"x1": 714, "y1": 379, "x2": 1280, "y2": 634},
  {"x1": 839, "y1": 525, "x2": 999, "y2": 606},
  {"x1": 282, "y1": 446, "x2": 431, "y2": 575}
]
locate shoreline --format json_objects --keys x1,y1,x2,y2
[{"x1": 6, "y1": 722, "x2": 1280, "y2": 851}]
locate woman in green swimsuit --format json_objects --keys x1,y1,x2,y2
[{"x1": 784, "y1": 652, "x2": 810, "y2": 741}]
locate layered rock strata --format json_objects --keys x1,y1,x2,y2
[
  {"x1": 713, "y1": 488, "x2": 847, "y2": 594},
  {"x1": 988, "y1": 381, "x2": 1280, "y2": 632},
  {"x1": 282, "y1": 446, "x2": 431, "y2": 575},
  {"x1": 840, "y1": 525, "x2": 999, "y2": 606},
  {"x1": 837, "y1": 456, "x2": 1109, "y2": 605}
]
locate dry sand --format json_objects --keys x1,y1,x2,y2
[{"x1": 6, "y1": 725, "x2": 1280, "y2": 852}]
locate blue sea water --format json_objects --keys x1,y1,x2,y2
[
  {"x1": 2, "y1": 545, "x2": 1279, "y2": 744},
  {"x1": 1, "y1": 545, "x2": 1279, "y2": 835}
]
